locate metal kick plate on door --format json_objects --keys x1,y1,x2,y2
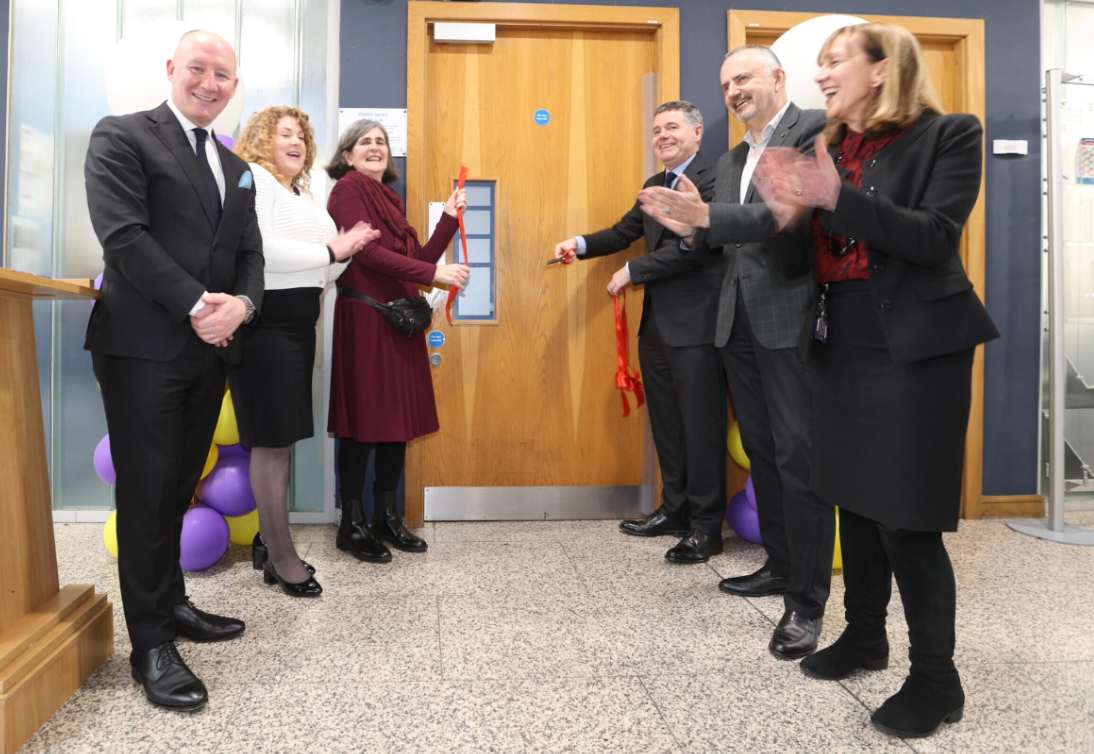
[
  {"x1": 424, "y1": 486, "x2": 643, "y2": 521},
  {"x1": 429, "y1": 353, "x2": 442, "y2": 366}
]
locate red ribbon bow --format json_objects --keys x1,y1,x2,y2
[
  {"x1": 613, "y1": 290, "x2": 645, "y2": 417},
  {"x1": 445, "y1": 166, "x2": 470, "y2": 324}
]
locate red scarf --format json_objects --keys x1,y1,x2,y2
[{"x1": 346, "y1": 171, "x2": 421, "y2": 257}]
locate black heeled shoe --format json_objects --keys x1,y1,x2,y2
[
  {"x1": 252, "y1": 532, "x2": 315, "y2": 574},
  {"x1": 371, "y1": 490, "x2": 427, "y2": 552},
  {"x1": 262, "y1": 559, "x2": 323, "y2": 597}
]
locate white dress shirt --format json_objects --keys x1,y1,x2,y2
[{"x1": 740, "y1": 101, "x2": 791, "y2": 204}]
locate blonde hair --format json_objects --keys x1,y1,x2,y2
[
  {"x1": 234, "y1": 106, "x2": 317, "y2": 191},
  {"x1": 819, "y1": 23, "x2": 945, "y2": 144}
]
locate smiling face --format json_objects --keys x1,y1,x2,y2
[
  {"x1": 721, "y1": 48, "x2": 786, "y2": 133},
  {"x1": 269, "y1": 116, "x2": 306, "y2": 185},
  {"x1": 651, "y1": 109, "x2": 702, "y2": 171},
  {"x1": 166, "y1": 32, "x2": 238, "y2": 128},
  {"x1": 343, "y1": 126, "x2": 390, "y2": 181},
  {"x1": 815, "y1": 32, "x2": 888, "y2": 132}
]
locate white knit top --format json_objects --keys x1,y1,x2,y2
[{"x1": 250, "y1": 162, "x2": 350, "y2": 290}]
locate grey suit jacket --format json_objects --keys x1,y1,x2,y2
[{"x1": 689, "y1": 103, "x2": 826, "y2": 350}]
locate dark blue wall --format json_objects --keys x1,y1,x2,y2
[{"x1": 340, "y1": 0, "x2": 1042, "y2": 496}]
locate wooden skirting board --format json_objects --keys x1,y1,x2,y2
[{"x1": 977, "y1": 495, "x2": 1045, "y2": 518}]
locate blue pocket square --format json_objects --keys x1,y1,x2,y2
[{"x1": 238, "y1": 171, "x2": 253, "y2": 189}]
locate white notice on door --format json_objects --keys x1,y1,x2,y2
[{"x1": 337, "y1": 108, "x2": 408, "y2": 157}]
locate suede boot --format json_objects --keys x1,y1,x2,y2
[
  {"x1": 336, "y1": 497, "x2": 392, "y2": 563},
  {"x1": 371, "y1": 489, "x2": 427, "y2": 552},
  {"x1": 801, "y1": 628, "x2": 889, "y2": 680}
]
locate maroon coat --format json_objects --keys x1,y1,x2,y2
[{"x1": 327, "y1": 171, "x2": 459, "y2": 441}]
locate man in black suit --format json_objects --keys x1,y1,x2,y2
[
  {"x1": 84, "y1": 30, "x2": 263, "y2": 710},
  {"x1": 552, "y1": 101, "x2": 726, "y2": 563},
  {"x1": 640, "y1": 47, "x2": 834, "y2": 659}
]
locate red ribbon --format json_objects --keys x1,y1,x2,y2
[
  {"x1": 445, "y1": 166, "x2": 470, "y2": 324},
  {"x1": 613, "y1": 290, "x2": 645, "y2": 417}
]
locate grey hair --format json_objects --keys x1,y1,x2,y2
[
  {"x1": 654, "y1": 100, "x2": 704, "y2": 130},
  {"x1": 326, "y1": 119, "x2": 400, "y2": 184},
  {"x1": 724, "y1": 44, "x2": 782, "y2": 75}
]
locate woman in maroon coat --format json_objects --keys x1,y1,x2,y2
[{"x1": 325, "y1": 119, "x2": 468, "y2": 561}]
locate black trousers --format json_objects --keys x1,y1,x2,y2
[
  {"x1": 839, "y1": 508, "x2": 958, "y2": 681},
  {"x1": 92, "y1": 336, "x2": 226, "y2": 651},
  {"x1": 638, "y1": 313, "x2": 727, "y2": 536},
  {"x1": 720, "y1": 293, "x2": 834, "y2": 619}
]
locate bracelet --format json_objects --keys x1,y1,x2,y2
[{"x1": 326, "y1": 245, "x2": 336, "y2": 264}]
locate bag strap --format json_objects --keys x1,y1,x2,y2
[{"x1": 337, "y1": 286, "x2": 386, "y2": 309}]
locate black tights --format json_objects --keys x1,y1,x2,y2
[{"x1": 337, "y1": 438, "x2": 406, "y2": 500}]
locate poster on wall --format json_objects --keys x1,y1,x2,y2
[{"x1": 337, "y1": 108, "x2": 408, "y2": 157}]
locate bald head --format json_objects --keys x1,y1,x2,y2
[{"x1": 166, "y1": 30, "x2": 239, "y2": 128}]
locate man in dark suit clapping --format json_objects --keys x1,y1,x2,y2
[
  {"x1": 552, "y1": 101, "x2": 727, "y2": 564},
  {"x1": 84, "y1": 29, "x2": 263, "y2": 710},
  {"x1": 640, "y1": 47, "x2": 834, "y2": 660}
]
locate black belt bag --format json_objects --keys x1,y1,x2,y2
[{"x1": 338, "y1": 287, "x2": 433, "y2": 337}]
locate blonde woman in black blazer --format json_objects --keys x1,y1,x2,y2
[{"x1": 754, "y1": 23, "x2": 999, "y2": 739}]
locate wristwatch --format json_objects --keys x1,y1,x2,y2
[{"x1": 236, "y1": 294, "x2": 256, "y2": 324}]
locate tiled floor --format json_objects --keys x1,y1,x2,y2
[{"x1": 25, "y1": 512, "x2": 1094, "y2": 754}]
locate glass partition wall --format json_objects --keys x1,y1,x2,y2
[{"x1": 4, "y1": 0, "x2": 337, "y2": 519}]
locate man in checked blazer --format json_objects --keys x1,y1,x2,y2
[
  {"x1": 552, "y1": 101, "x2": 727, "y2": 564},
  {"x1": 84, "y1": 30, "x2": 263, "y2": 710},
  {"x1": 641, "y1": 46, "x2": 833, "y2": 659}
]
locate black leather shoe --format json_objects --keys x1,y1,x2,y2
[
  {"x1": 130, "y1": 642, "x2": 207, "y2": 711},
  {"x1": 718, "y1": 564, "x2": 790, "y2": 596},
  {"x1": 174, "y1": 598, "x2": 245, "y2": 643},
  {"x1": 252, "y1": 532, "x2": 315, "y2": 574},
  {"x1": 263, "y1": 560, "x2": 323, "y2": 598},
  {"x1": 372, "y1": 490, "x2": 428, "y2": 552},
  {"x1": 769, "y1": 610, "x2": 822, "y2": 659},
  {"x1": 620, "y1": 509, "x2": 690, "y2": 538},
  {"x1": 336, "y1": 498, "x2": 392, "y2": 563},
  {"x1": 800, "y1": 629, "x2": 889, "y2": 680},
  {"x1": 871, "y1": 674, "x2": 964, "y2": 738},
  {"x1": 665, "y1": 531, "x2": 723, "y2": 564}
]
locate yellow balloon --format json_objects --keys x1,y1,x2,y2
[
  {"x1": 103, "y1": 510, "x2": 119, "y2": 558},
  {"x1": 832, "y1": 507, "x2": 843, "y2": 572},
  {"x1": 213, "y1": 390, "x2": 240, "y2": 446},
  {"x1": 201, "y1": 443, "x2": 219, "y2": 480},
  {"x1": 727, "y1": 421, "x2": 750, "y2": 470},
  {"x1": 224, "y1": 508, "x2": 260, "y2": 546}
]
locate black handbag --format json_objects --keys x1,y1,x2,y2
[{"x1": 338, "y1": 287, "x2": 433, "y2": 336}]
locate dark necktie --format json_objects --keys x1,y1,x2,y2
[
  {"x1": 193, "y1": 128, "x2": 222, "y2": 226},
  {"x1": 663, "y1": 171, "x2": 676, "y2": 189}
]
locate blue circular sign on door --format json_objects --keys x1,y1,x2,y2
[
  {"x1": 534, "y1": 109, "x2": 551, "y2": 126},
  {"x1": 428, "y1": 330, "x2": 446, "y2": 348}
]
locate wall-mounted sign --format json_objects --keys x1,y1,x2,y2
[{"x1": 337, "y1": 108, "x2": 408, "y2": 157}]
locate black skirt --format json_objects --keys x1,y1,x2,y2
[
  {"x1": 809, "y1": 280, "x2": 974, "y2": 532},
  {"x1": 228, "y1": 288, "x2": 321, "y2": 448}
]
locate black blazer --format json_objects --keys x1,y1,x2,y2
[
  {"x1": 84, "y1": 101, "x2": 264, "y2": 364},
  {"x1": 581, "y1": 153, "x2": 722, "y2": 347},
  {"x1": 770, "y1": 111, "x2": 999, "y2": 366}
]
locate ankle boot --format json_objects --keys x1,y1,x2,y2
[
  {"x1": 871, "y1": 527, "x2": 964, "y2": 738},
  {"x1": 801, "y1": 627, "x2": 889, "y2": 680},
  {"x1": 336, "y1": 498, "x2": 392, "y2": 563},
  {"x1": 371, "y1": 490, "x2": 427, "y2": 552}
]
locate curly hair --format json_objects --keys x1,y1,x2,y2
[{"x1": 234, "y1": 106, "x2": 317, "y2": 191}]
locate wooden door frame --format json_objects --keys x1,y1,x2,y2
[
  {"x1": 404, "y1": 2, "x2": 680, "y2": 526},
  {"x1": 728, "y1": 10, "x2": 988, "y2": 519}
]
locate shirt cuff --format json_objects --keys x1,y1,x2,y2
[
  {"x1": 189, "y1": 292, "x2": 209, "y2": 316},
  {"x1": 575, "y1": 236, "x2": 588, "y2": 255},
  {"x1": 625, "y1": 262, "x2": 631, "y2": 276}
]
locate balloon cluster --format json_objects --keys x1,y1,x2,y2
[
  {"x1": 97, "y1": 389, "x2": 260, "y2": 571},
  {"x1": 726, "y1": 421, "x2": 843, "y2": 570}
]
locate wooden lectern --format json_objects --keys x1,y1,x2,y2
[{"x1": 0, "y1": 269, "x2": 113, "y2": 754}]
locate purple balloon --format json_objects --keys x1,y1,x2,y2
[
  {"x1": 179, "y1": 505, "x2": 229, "y2": 571},
  {"x1": 218, "y1": 444, "x2": 251, "y2": 458},
  {"x1": 216, "y1": 133, "x2": 237, "y2": 149},
  {"x1": 93, "y1": 434, "x2": 116, "y2": 486},
  {"x1": 727, "y1": 490, "x2": 762, "y2": 544},
  {"x1": 197, "y1": 456, "x2": 256, "y2": 517},
  {"x1": 93, "y1": 272, "x2": 103, "y2": 290},
  {"x1": 744, "y1": 476, "x2": 757, "y2": 510}
]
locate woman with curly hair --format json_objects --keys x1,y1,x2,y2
[{"x1": 229, "y1": 106, "x2": 377, "y2": 596}]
